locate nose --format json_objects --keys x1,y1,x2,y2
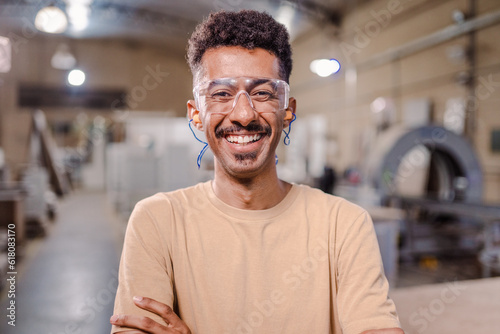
[{"x1": 228, "y1": 90, "x2": 259, "y2": 126}]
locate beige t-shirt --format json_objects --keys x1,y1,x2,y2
[{"x1": 112, "y1": 181, "x2": 400, "y2": 334}]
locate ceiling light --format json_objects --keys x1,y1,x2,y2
[
  {"x1": 275, "y1": 2, "x2": 296, "y2": 34},
  {"x1": 0, "y1": 36, "x2": 12, "y2": 73},
  {"x1": 34, "y1": 6, "x2": 68, "y2": 34},
  {"x1": 65, "y1": 0, "x2": 93, "y2": 31},
  {"x1": 51, "y1": 43, "x2": 77, "y2": 70},
  {"x1": 66, "y1": 4, "x2": 90, "y2": 31},
  {"x1": 310, "y1": 58, "x2": 341, "y2": 77},
  {"x1": 68, "y1": 69, "x2": 86, "y2": 86}
]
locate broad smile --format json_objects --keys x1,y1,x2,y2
[
  {"x1": 225, "y1": 134, "x2": 263, "y2": 145},
  {"x1": 212, "y1": 121, "x2": 274, "y2": 165}
]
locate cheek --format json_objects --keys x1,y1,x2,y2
[
  {"x1": 269, "y1": 115, "x2": 285, "y2": 131},
  {"x1": 199, "y1": 112, "x2": 214, "y2": 127},
  {"x1": 201, "y1": 114, "x2": 224, "y2": 135}
]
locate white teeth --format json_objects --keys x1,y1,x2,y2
[{"x1": 226, "y1": 134, "x2": 262, "y2": 144}]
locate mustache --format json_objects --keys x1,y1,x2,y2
[{"x1": 215, "y1": 123, "x2": 272, "y2": 138}]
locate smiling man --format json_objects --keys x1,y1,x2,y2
[{"x1": 110, "y1": 10, "x2": 403, "y2": 334}]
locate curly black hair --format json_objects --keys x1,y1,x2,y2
[{"x1": 187, "y1": 10, "x2": 293, "y2": 83}]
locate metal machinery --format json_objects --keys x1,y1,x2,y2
[{"x1": 366, "y1": 125, "x2": 500, "y2": 275}]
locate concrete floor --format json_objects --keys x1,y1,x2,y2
[
  {"x1": 0, "y1": 190, "x2": 122, "y2": 334},
  {"x1": 392, "y1": 276, "x2": 500, "y2": 334}
]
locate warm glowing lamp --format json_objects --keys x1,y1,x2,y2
[
  {"x1": 310, "y1": 58, "x2": 341, "y2": 77},
  {"x1": 34, "y1": 6, "x2": 68, "y2": 34},
  {"x1": 68, "y1": 69, "x2": 86, "y2": 86}
]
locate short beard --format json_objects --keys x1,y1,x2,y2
[{"x1": 234, "y1": 152, "x2": 257, "y2": 162}]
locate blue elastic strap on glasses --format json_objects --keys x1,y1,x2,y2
[
  {"x1": 190, "y1": 113, "x2": 296, "y2": 168},
  {"x1": 282, "y1": 113, "x2": 296, "y2": 146},
  {"x1": 189, "y1": 119, "x2": 209, "y2": 169},
  {"x1": 276, "y1": 113, "x2": 297, "y2": 165}
]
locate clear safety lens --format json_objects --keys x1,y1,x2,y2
[{"x1": 194, "y1": 77, "x2": 289, "y2": 114}]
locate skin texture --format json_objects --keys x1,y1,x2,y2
[
  {"x1": 188, "y1": 46, "x2": 296, "y2": 210},
  {"x1": 111, "y1": 46, "x2": 404, "y2": 334},
  {"x1": 111, "y1": 296, "x2": 190, "y2": 333}
]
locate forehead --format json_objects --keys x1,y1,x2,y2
[{"x1": 199, "y1": 46, "x2": 280, "y2": 82}]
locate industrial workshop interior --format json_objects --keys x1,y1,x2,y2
[{"x1": 0, "y1": 0, "x2": 499, "y2": 333}]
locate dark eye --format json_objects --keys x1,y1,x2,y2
[
  {"x1": 252, "y1": 90, "x2": 275, "y2": 101},
  {"x1": 210, "y1": 91, "x2": 233, "y2": 99}
]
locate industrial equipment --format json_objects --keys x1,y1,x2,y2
[{"x1": 365, "y1": 124, "x2": 500, "y2": 276}]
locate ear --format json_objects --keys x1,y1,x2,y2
[
  {"x1": 283, "y1": 97, "x2": 296, "y2": 127},
  {"x1": 187, "y1": 100, "x2": 203, "y2": 131}
]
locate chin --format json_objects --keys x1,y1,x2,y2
[{"x1": 224, "y1": 155, "x2": 275, "y2": 177}]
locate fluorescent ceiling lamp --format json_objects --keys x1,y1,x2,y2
[
  {"x1": 68, "y1": 69, "x2": 86, "y2": 86},
  {"x1": 310, "y1": 58, "x2": 341, "y2": 77},
  {"x1": 34, "y1": 6, "x2": 68, "y2": 34},
  {"x1": 0, "y1": 36, "x2": 12, "y2": 73},
  {"x1": 275, "y1": 3, "x2": 295, "y2": 34},
  {"x1": 66, "y1": 4, "x2": 90, "y2": 30},
  {"x1": 65, "y1": 0, "x2": 93, "y2": 31},
  {"x1": 51, "y1": 43, "x2": 77, "y2": 70}
]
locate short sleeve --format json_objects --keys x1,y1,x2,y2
[
  {"x1": 111, "y1": 200, "x2": 174, "y2": 333},
  {"x1": 335, "y1": 210, "x2": 401, "y2": 334}
]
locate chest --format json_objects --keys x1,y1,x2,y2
[{"x1": 166, "y1": 205, "x2": 336, "y2": 333}]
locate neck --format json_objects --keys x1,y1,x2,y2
[{"x1": 212, "y1": 164, "x2": 291, "y2": 210}]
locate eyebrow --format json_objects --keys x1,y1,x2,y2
[
  {"x1": 251, "y1": 78, "x2": 271, "y2": 86},
  {"x1": 206, "y1": 79, "x2": 229, "y2": 91},
  {"x1": 205, "y1": 78, "x2": 276, "y2": 91}
]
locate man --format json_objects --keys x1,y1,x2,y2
[{"x1": 110, "y1": 10, "x2": 403, "y2": 334}]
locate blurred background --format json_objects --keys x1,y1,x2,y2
[{"x1": 0, "y1": 0, "x2": 499, "y2": 333}]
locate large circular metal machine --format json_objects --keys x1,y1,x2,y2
[
  {"x1": 366, "y1": 125, "x2": 500, "y2": 273},
  {"x1": 369, "y1": 125, "x2": 483, "y2": 203}
]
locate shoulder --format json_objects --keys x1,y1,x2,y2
[
  {"x1": 293, "y1": 183, "x2": 368, "y2": 220},
  {"x1": 131, "y1": 181, "x2": 210, "y2": 222},
  {"x1": 137, "y1": 181, "x2": 209, "y2": 208}
]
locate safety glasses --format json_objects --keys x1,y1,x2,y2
[{"x1": 193, "y1": 76, "x2": 289, "y2": 115}]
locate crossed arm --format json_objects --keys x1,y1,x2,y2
[
  {"x1": 110, "y1": 296, "x2": 404, "y2": 334},
  {"x1": 111, "y1": 296, "x2": 190, "y2": 334}
]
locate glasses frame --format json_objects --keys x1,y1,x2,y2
[{"x1": 193, "y1": 76, "x2": 290, "y2": 115}]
